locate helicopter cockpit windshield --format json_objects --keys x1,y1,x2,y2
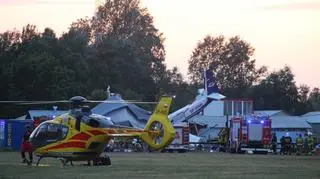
[{"x1": 30, "y1": 122, "x2": 69, "y2": 149}]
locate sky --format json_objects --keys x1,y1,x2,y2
[{"x1": 0, "y1": 0, "x2": 319, "y2": 88}]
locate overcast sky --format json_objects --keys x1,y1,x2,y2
[{"x1": 0, "y1": 0, "x2": 319, "y2": 88}]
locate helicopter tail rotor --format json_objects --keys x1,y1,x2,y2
[{"x1": 141, "y1": 96, "x2": 175, "y2": 150}]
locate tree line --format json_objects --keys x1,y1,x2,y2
[{"x1": 0, "y1": 0, "x2": 319, "y2": 118}]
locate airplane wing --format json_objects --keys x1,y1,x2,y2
[{"x1": 207, "y1": 92, "x2": 226, "y2": 100}]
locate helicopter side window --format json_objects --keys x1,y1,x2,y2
[
  {"x1": 35, "y1": 123, "x2": 48, "y2": 140},
  {"x1": 46, "y1": 123, "x2": 69, "y2": 142},
  {"x1": 47, "y1": 124, "x2": 61, "y2": 142},
  {"x1": 88, "y1": 119, "x2": 100, "y2": 128},
  {"x1": 81, "y1": 115, "x2": 100, "y2": 128}
]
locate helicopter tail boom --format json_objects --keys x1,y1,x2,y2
[{"x1": 140, "y1": 96, "x2": 176, "y2": 150}]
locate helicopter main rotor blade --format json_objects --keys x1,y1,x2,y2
[
  {"x1": 85, "y1": 100, "x2": 158, "y2": 104},
  {"x1": 17, "y1": 101, "x2": 71, "y2": 105},
  {"x1": 0, "y1": 100, "x2": 70, "y2": 104},
  {"x1": 0, "y1": 100, "x2": 158, "y2": 105}
]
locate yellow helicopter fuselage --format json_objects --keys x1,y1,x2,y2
[{"x1": 30, "y1": 96, "x2": 175, "y2": 162}]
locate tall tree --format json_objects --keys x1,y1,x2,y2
[
  {"x1": 251, "y1": 66, "x2": 302, "y2": 114},
  {"x1": 308, "y1": 87, "x2": 320, "y2": 111},
  {"x1": 188, "y1": 35, "x2": 266, "y2": 97},
  {"x1": 88, "y1": 0, "x2": 169, "y2": 100}
]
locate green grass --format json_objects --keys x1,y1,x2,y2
[{"x1": 0, "y1": 152, "x2": 319, "y2": 179}]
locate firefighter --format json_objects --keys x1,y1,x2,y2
[
  {"x1": 308, "y1": 132, "x2": 314, "y2": 155},
  {"x1": 280, "y1": 135, "x2": 285, "y2": 155},
  {"x1": 303, "y1": 133, "x2": 309, "y2": 154},
  {"x1": 295, "y1": 134, "x2": 303, "y2": 155},
  {"x1": 312, "y1": 134, "x2": 318, "y2": 149},
  {"x1": 20, "y1": 127, "x2": 33, "y2": 165},
  {"x1": 283, "y1": 133, "x2": 292, "y2": 155},
  {"x1": 271, "y1": 133, "x2": 277, "y2": 154},
  {"x1": 218, "y1": 128, "x2": 229, "y2": 152}
]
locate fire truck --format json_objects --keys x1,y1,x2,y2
[
  {"x1": 229, "y1": 115, "x2": 272, "y2": 154},
  {"x1": 163, "y1": 123, "x2": 190, "y2": 153}
]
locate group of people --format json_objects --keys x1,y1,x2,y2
[{"x1": 271, "y1": 132, "x2": 317, "y2": 155}]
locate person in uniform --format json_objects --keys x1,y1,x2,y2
[
  {"x1": 280, "y1": 135, "x2": 285, "y2": 155},
  {"x1": 308, "y1": 133, "x2": 314, "y2": 155},
  {"x1": 303, "y1": 133, "x2": 309, "y2": 155},
  {"x1": 295, "y1": 134, "x2": 303, "y2": 155},
  {"x1": 312, "y1": 134, "x2": 318, "y2": 149},
  {"x1": 20, "y1": 127, "x2": 33, "y2": 164},
  {"x1": 283, "y1": 133, "x2": 292, "y2": 155},
  {"x1": 271, "y1": 133, "x2": 277, "y2": 154}
]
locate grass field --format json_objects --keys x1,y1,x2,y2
[{"x1": 0, "y1": 151, "x2": 319, "y2": 179}]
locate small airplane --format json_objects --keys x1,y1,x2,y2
[
  {"x1": 2, "y1": 96, "x2": 176, "y2": 166},
  {"x1": 168, "y1": 69, "x2": 226, "y2": 124}
]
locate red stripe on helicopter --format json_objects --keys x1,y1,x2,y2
[
  {"x1": 88, "y1": 130, "x2": 106, "y2": 136},
  {"x1": 45, "y1": 141, "x2": 86, "y2": 150},
  {"x1": 70, "y1": 132, "x2": 91, "y2": 141},
  {"x1": 126, "y1": 129, "x2": 144, "y2": 132},
  {"x1": 107, "y1": 129, "x2": 116, "y2": 134}
]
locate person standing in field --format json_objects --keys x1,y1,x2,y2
[
  {"x1": 296, "y1": 134, "x2": 303, "y2": 155},
  {"x1": 21, "y1": 127, "x2": 33, "y2": 165},
  {"x1": 271, "y1": 133, "x2": 277, "y2": 154}
]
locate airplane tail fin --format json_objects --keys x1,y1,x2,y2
[
  {"x1": 204, "y1": 69, "x2": 220, "y2": 95},
  {"x1": 141, "y1": 96, "x2": 175, "y2": 150},
  {"x1": 203, "y1": 69, "x2": 226, "y2": 100}
]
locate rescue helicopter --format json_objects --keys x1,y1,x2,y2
[{"x1": 2, "y1": 95, "x2": 176, "y2": 166}]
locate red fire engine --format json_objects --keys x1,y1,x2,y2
[
  {"x1": 163, "y1": 123, "x2": 190, "y2": 153},
  {"x1": 229, "y1": 115, "x2": 272, "y2": 154}
]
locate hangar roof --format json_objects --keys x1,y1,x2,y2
[
  {"x1": 254, "y1": 110, "x2": 289, "y2": 116},
  {"x1": 91, "y1": 94, "x2": 152, "y2": 122},
  {"x1": 300, "y1": 112, "x2": 320, "y2": 124},
  {"x1": 301, "y1": 111, "x2": 320, "y2": 116},
  {"x1": 26, "y1": 110, "x2": 69, "y2": 120},
  {"x1": 270, "y1": 116, "x2": 311, "y2": 129},
  {"x1": 301, "y1": 111, "x2": 320, "y2": 123}
]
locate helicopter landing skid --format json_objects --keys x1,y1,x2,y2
[
  {"x1": 58, "y1": 158, "x2": 74, "y2": 166},
  {"x1": 35, "y1": 156, "x2": 74, "y2": 167},
  {"x1": 36, "y1": 156, "x2": 43, "y2": 166}
]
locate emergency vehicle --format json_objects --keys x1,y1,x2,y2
[
  {"x1": 229, "y1": 115, "x2": 272, "y2": 154},
  {"x1": 163, "y1": 123, "x2": 190, "y2": 153}
]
